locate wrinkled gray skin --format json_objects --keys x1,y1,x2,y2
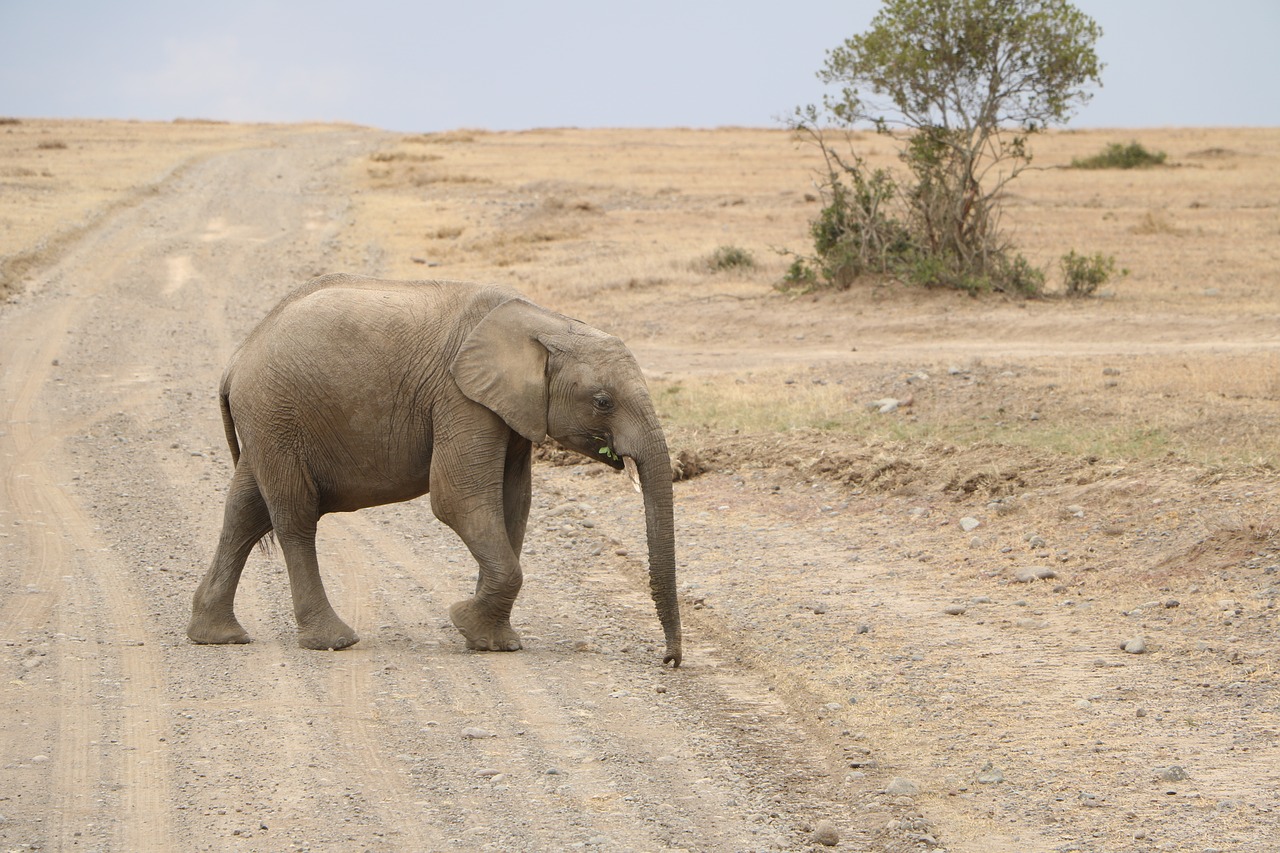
[{"x1": 187, "y1": 274, "x2": 682, "y2": 667}]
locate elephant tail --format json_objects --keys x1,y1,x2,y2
[{"x1": 219, "y1": 382, "x2": 241, "y2": 466}]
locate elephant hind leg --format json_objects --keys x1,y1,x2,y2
[
  {"x1": 263, "y1": 481, "x2": 359, "y2": 651},
  {"x1": 188, "y1": 465, "x2": 272, "y2": 645}
]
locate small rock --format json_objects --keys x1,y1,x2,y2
[
  {"x1": 1013, "y1": 566, "x2": 1057, "y2": 583},
  {"x1": 855, "y1": 624, "x2": 871, "y2": 634},
  {"x1": 461, "y1": 727, "x2": 496, "y2": 740},
  {"x1": 475, "y1": 768, "x2": 502, "y2": 778},
  {"x1": 812, "y1": 820, "x2": 840, "y2": 846},
  {"x1": 943, "y1": 604, "x2": 967, "y2": 616},
  {"x1": 885, "y1": 777, "x2": 919, "y2": 796},
  {"x1": 976, "y1": 762, "x2": 1004, "y2": 784},
  {"x1": 959, "y1": 517, "x2": 980, "y2": 532},
  {"x1": 1122, "y1": 637, "x2": 1147, "y2": 654},
  {"x1": 1158, "y1": 765, "x2": 1189, "y2": 782}
]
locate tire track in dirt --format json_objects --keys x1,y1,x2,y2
[
  {"x1": 2, "y1": 128, "x2": 372, "y2": 850},
  {"x1": 297, "y1": 480, "x2": 887, "y2": 850},
  {"x1": 0, "y1": 290, "x2": 176, "y2": 847}
]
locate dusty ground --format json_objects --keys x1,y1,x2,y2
[{"x1": 1, "y1": 119, "x2": 1278, "y2": 852}]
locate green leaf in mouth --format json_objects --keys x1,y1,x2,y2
[{"x1": 592, "y1": 436, "x2": 619, "y2": 462}]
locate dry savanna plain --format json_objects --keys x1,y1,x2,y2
[{"x1": 1, "y1": 118, "x2": 1279, "y2": 852}]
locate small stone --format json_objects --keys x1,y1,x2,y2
[
  {"x1": 855, "y1": 624, "x2": 871, "y2": 634},
  {"x1": 475, "y1": 768, "x2": 502, "y2": 778},
  {"x1": 461, "y1": 727, "x2": 496, "y2": 739},
  {"x1": 943, "y1": 604, "x2": 967, "y2": 616},
  {"x1": 1158, "y1": 765, "x2": 1189, "y2": 782},
  {"x1": 976, "y1": 762, "x2": 1004, "y2": 784},
  {"x1": 1013, "y1": 566, "x2": 1057, "y2": 583},
  {"x1": 812, "y1": 820, "x2": 840, "y2": 846},
  {"x1": 885, "y1": 777, "x2": 919, "y2": 796},
  {"x1": 1122, "y1": 637, "x2": 1147, "y2": 654},
  {"x1": 959, "y1": 516, "x2": 980, "y2": 532}
]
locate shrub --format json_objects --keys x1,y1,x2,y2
[
  {"x1": 1060, "y1": 250, "x2": 1120, "y2": 297},
  {"x1": 1071, "y1": 142, "x2": 1167, "y2": 169},
  {"x1": 705, "y1": 245, "x2": 756, "y2": 272}
]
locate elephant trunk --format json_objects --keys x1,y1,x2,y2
[{"x1": 632, "y1": 432, "x2": 682, "y2": 667}]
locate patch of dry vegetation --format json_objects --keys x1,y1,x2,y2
[{"x1": 342, "y1": 125, "x2": 1280, "y2": 472}]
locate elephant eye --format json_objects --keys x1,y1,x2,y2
[{"x1": 592, "y1": 393, "x2": 615, "y2": 413}]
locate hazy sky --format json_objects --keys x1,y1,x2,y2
[{"x1": 2, "y1": 1, "x2": 1277, "y2": 132}]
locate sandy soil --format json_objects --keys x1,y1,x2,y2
[{"x1": 1, "y1": 120, "x2": 1278, "y2": 852}]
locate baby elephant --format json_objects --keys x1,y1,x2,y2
[{"x1": 187, "y1": 274, "x2": 682, "y2": 666}]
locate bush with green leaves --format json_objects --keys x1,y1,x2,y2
[
  {"x1": 1071, "y1": 142, "x2": 1167, "y2": 169},
  {"x1": 785, "y1": 0, "x2": 1103, "y2": 296},
  {"x1": 1060, "y1": 249, "x2": 1120, "y2": 297}
]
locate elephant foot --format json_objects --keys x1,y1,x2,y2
[
  {"x1": 297, "y1": 613, "x2": 359, "y2": 651},
  {"x1": 449, "y1": 599, "x2": 522, "y2": 652},
  {"x1": 187, "y1": 613, "x2": 252, "y2": 645}
]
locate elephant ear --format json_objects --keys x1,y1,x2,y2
[{"x1": 451, "y1": 298, "x2": 560, "y2": 442}]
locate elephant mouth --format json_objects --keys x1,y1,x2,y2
[{"x1": 590, "y1": 435, "x2": 626, "y2": 471}]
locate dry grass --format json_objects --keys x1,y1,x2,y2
[
  {"x1": 336, "y1": 125, "x2": 1280, "y2": 469},
  {"x1": 5, "y1": 121, "x2": 1279, "y2": 470}
]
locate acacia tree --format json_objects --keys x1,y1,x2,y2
[{"x1": 788, "y1": 0, "x2": 1103, "y2": 293}]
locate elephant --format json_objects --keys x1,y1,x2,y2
[{"x1": 186, "y1": 273, "x2": 682, "y2": 667}]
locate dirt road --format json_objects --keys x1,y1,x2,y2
[
  {"x1": 2, "y1": 124, "x2": 1278, "y2": 852},
  {"x1": 0, "y1": 127, "x2": 903, "y2": 852}
]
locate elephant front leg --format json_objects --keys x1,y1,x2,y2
[
  {"x1": 434, "y1": 500, "x2": 525, "y2": 653},
  {"x1": 448, "y1": 533, "x2": 524, "y2": 652},
  {"x1": 449, "y1": 593, "x2": 523, "y2": 652}
]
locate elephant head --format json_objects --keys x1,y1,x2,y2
[{"x1": 451, "y1": 298, "x2": 683, "y2": 666}]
